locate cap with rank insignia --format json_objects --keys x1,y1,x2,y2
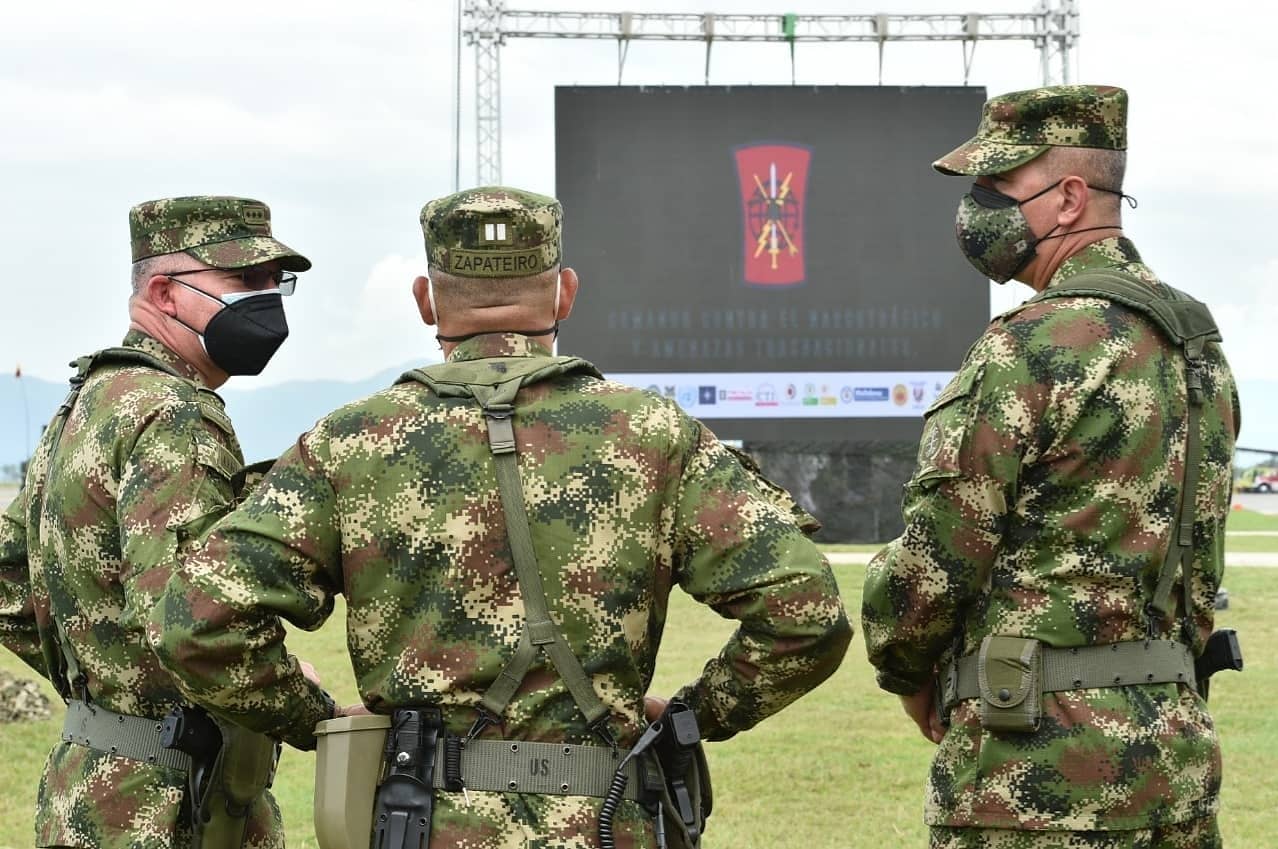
[
  {"x1": 129, "y1": 196, "x2": 311, "y2": 271},
  {"x1": 421, "y1": 186, "x2": 562, "y2": 279}
]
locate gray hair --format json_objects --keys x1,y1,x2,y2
[
  {"x1": 1042, "y1": 146, "x2": 1127, "y2": 215},
  {"x1": 427, "y1": 265, "x2": 559, "y2": 313},
  {"x1": 130, "y1": 257, "x2": 162, "y2": 294}
]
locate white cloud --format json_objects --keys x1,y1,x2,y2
[
  {"x1": 1213, "y1": 257, "x2": 1278, "y2": 383},
  {"x1": 1, "y1": 0, "x2": 1274, "y2": 391},
  {"x1": 256, "y1": 253, "x2": 441, "y2": 386}
]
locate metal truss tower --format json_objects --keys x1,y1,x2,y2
[{"x1": 462, "y1": 1, "x2": 1079, "y2": 185}]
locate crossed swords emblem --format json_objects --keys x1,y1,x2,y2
[{"x1": 751, "y1": 162, "x2": 798, "y2": 270}]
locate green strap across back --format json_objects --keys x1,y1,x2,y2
[
  {"x1": 1026, "y1": 271, "x2": 1223, "y2": 631},
  {"x1": 397, "y1": 356, "x2": 614, "y2": 738},
  {"x1": 43, "y1": 348, "x2": 193, "y2": 700}
]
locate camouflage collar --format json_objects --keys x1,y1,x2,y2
[
  {"x1": 446, "y1": 333, "x2": 554, "y2": 363},
  {"x1": 1048, "y1": 237, "x2": 1155, "y2": 290},
  {"x1": 121, "y1": 330, "x2": 204, "y2": 383}
]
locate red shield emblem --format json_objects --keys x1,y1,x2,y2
[{"x1": 734, "y1": 143, "x2": 811, "y2": 286}]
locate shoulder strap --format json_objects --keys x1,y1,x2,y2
[
  {"x1": 397, "y1": 354, "x2": 602, "y2": 398},
  {"x1": 1028, "y1": 270, "x2": 1222, "y2": 363},
  {"x1": 1029, "y1": 270, "x2": 1221, "y2": 636},
  {"x1": 400, "y1": 356, "x2": 616, "y2": 747},
  {"x1": 42, "y1": 357, "x2": 97, "y2": 700},
  {"x1": 89, "y1": 346, "x2": 194, "y2": 381},
  {"x1": 43, "y1": 348, "x2": 197, "y2": 701}
]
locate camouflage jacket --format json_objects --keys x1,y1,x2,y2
[
  {"x1": 152, "y1": 332, "x2": 851, "y2": 849},
  {"x1": 0, "y1": 331, "x2": 282, "y2": 849},
  {"x1": 862, "y1": 238, "x2": 1239, "y2": 831}
]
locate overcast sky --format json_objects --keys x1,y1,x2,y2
[{"x1": 2, "y1": 0, "x2": 1272, "y2": 395}]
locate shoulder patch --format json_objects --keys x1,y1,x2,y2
[
  {"x1": 914, "y1": 363, "x2": 985, "y2": 487},
  {"x1": 196, "y1": 392, "x2": 234, "y2": 436},
  {"x1": 925, "y1": 364, "x2": 983, "y2": 417},
  {"x1": 193, "y1": 431, "x2": 242, "y2": 482}
]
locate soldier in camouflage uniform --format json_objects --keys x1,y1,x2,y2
[
  {"x1": 862, "y1": 86, "x2": 1238, "y2": 849},
  {"x1": 150, "y1": 186, "x2": 852, "y2": 848},
  {"x1": 0, "y1": 197, "x2": 313, "y2": 849}
]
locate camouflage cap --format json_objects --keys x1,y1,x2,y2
[
  {"x1": 421, "y1": 186, "x2": 561, "y2": 279},
  {"x1": 933, "y1": 85, "x2": 1128, "y2": 177},
  {"x1": 129, "y1": 196, "x2": 311, "y2": 271}
]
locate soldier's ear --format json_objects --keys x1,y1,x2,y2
[
  {"x1": 1057, "y1": 175, "x2": 1089, "y2": 227},
  {"x1": 145, "y1": 274, "x2": 180, "y2": 317},
  {"x1": 556, "y1": 268, "x2": 579, "y2": 321},
  {"x1": 413, "y1": 275, "x2": 435, "y2": 326}
]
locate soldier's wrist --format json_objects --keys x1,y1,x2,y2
[{"x1": 318, "y1": 688, "x2": 337, "y2": 720}]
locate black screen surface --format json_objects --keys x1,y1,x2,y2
[{"x1": 556, "y1": 85, "x2": 990, "y2": 441}]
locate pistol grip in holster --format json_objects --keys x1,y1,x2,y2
[
  {"x1": 373, "y1": 707, "x2": 443, "y2": 849},
  {"x1": 1195, "y1": 628, "x2": 1244, "y2": 702},
  {"x1": 653, "y1": 703, "x2": 712, "y2": 849}
]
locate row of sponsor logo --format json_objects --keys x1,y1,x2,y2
[{"x1": 645, "y1": 380, "x2": 944, "y2": 409}]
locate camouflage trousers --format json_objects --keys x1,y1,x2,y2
[{"x1": 930, "y1": 816, "x2": 1221, "y2": 849}]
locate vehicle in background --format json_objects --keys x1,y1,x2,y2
[{"x1": 1237, "y1": 466, "x2": 1278, "y2": 493}]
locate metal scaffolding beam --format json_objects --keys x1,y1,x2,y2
[{"x1": 462, "y1": 1, "x2": 1079, "y2": 184}]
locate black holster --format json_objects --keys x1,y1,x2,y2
[
  {"x1": 652, "y1": 703, "x2": 710, "y2": 848},
  {"x1": 1195, "y1": 628, "x2": 1244, "y2": 701},
  {"x1": 373, "y1": 707, "x2": 443, "y2": 849}
]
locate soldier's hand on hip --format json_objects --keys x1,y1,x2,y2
[
  {"x1": 644, "y1": 695, "x2": 668, "y2": 723},
  {"x1": 899, "y1": 682, "x2": 944, "y2": 744}
]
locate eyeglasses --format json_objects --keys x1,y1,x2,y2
[{"x1": 166, "y1": 267, "x2": 298, "y2": 296}]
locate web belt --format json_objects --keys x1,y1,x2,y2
[
  {"x1": 941, "y1": 639, "x2": 1197, "y2": 711},
  {"x1": 431, "y1": 739, "x2": 648, "y2": 801},
  {"x1": 62, "y1": 699, "x2": 191, "y2": 772}
]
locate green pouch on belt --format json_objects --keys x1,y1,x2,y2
[{"x1": 977, "y1": 635, "x2": 1043, "y2": 733}]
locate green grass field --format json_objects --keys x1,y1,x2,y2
[{"x1": 0, "y1": 556, "x2": 1272, "y2": 849}]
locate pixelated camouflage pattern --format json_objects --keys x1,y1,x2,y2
[
  {"x1": 930, "y1": 814, "x2": 1220, "y2": 848},
  {"x1": 151, "y1": 331, "x2": 851, "y2": 846},
  {"x1": 130, "y1": 195, "x2": 311, "y2": 271},
  {"x1": 863, "y1": 238, "x2": 1238, "y2": 831},
  {"x1": 934, "y1": 85, "x2": 1127, "y2": 176},
  {"x1": 953, "y1": 192, "x2": 1037, "y2": 283},
  {"x1": 422, "y1": 186, "x2": 563, "y2": 277},
  {"x1": 0, "y1": 667, "x2": 52, "y2": 722},
  {"x1": 0, "y1": 330, "x2": 283, "y2": 848}
]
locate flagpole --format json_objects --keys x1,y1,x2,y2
[{"x1": 16, "y1": 365, "x2": 30, "y2": 465}]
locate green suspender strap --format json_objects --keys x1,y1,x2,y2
[
  {"x1": 398, "y1": 356, "x2": 620, "y2": 747},
  {"x1": 1026, "y1": 271, "x2": 1223, "y2": 634},
  {"x1": 40, "y1": 348, "x2": 193, "y2": 702}
]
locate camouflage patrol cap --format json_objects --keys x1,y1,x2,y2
[
  {"x1": 421, "y1": 186, "x2": 561, "y2": 279},
  {"x1": 933, "y1": 85, "x2": 1128, "y2": 176},
  {"x1": 129, "y1": 196, "x2": 311, "y2": 271}
]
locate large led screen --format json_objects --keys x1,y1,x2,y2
[{"x1": 556, "y1": 85, "x2": 990, "y2": 441}]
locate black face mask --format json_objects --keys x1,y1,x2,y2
[{"x1": 169, "y1": 279, "x2": 290, "y2": 376}]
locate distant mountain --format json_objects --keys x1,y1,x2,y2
[
  {"x1": 219, "y1": 361, "x2": 428, "y2": 462},
  {"x1": 0, "y1": 361, "x2": 427, "y2": 478},
  {"x1": 0, "y1": 373, "x2": 65, "y2": 476},
  {"x1": 4, "y1": 370, "x2": 1278, "y2": 479}
]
